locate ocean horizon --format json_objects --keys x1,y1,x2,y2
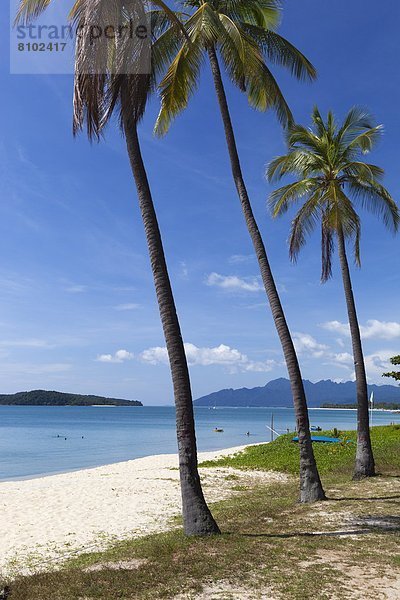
[{"x1": 1, "y1": 405, "x2": 399, "y2": 482}]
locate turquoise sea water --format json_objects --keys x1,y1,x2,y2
[{"x1": 0, "y1": 405, "x2": 398, "y2": 481}]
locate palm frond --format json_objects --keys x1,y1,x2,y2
[
  {"x1": 244, "y1": 51, "x2": 293, "y2": 125},
  {"x1": 240, "y1": 25, "x2": 316, "y2": 81},
  {"x1": 347, "y1": 178, "x2": 399, "y2": 233},
  {"x1": 336, "y1": 106, "x2": 376, "y2": 146},
  {"x1": 152, "y1": 18, "x2": 186, "y2": 79},
  {"x1": 288, "y1": 188, "x2": 325, "y2": 261},
  {"x1": 268, "y1": 178, "x2": 320, "y2": 216},
  {"x1": 328, "y1": 185, "x2": 361, "y2": 267},
  {"x1": 208, "y1": 0, "x2": 281, "y2": 29},
  {"x1": 148, "y1": 9, "x2": 186, "y2": 38},
  {"x1": 321, "y1": 216, "x2": 334, "y2": 281},
  {"x1": 216, "y1": 16, "x2": 249, "y2": 92},
  {"x1": 155, "y1": 36, "x2": 204, "y2": 136},
  {"x1": 267, "y1": 151, "x2": 318, "y2": 181},
  {"x1": 14, "y1": 0, "x2": 54, "y2": 25},
  {"x1": 342, "y1": 161, "x2": 384, "y2": 182},
  {"x1": 328, "y1": 184, "x2": 360, "y2": 239},
  {"x1": 311, "y1": 106, "x2": 327, "y2": 138},
  {"x1": 72, "y1": 0, "x2": 153, "y2": 139},
  {"x1": 326, "y1": 110, "x2": 336, "y2": 139},
  {"x1": 287, "y1": 124, "x2": 325, "y2": 155},
  {"x1": 218, "y1": 13, "x2": 246, "y2": 62},
  {"x1": 347, "y1": 125, "x2": 383, "y2": 154}
]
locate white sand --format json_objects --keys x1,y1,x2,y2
[{"x1": 0, "y1": 444, "x2": 284, "y2": 576}]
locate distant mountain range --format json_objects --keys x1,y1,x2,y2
[
  {"x1": 0, "y1": 390, "x2": 143, "y2": 407},
  {"x1": 194, "y1": 378, "x2": 400, "y2": 408}
]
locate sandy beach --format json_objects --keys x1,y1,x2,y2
[{"x1": 0, "y1": 444, "x2": 285, "y2": 577}]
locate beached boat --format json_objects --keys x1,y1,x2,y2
[{"x1": 292, "y1": 435, "x2": 342, "y2": 444}]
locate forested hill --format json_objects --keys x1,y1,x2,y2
[
  {"x1": 194, "y1": 378, "x2": 400, "y2": 408},
  {"x1": 0, "y1": 390, "x2": 142, "y2": 406}
]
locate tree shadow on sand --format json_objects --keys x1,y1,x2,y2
[{"x1": 235, "y1": 514, "x2": 400, "y2": 539}]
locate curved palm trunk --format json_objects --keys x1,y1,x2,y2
[
  {"x1": 337, "y1": 228, "x2": 375, "y2": 479},
  {"x1": 123, "y1": 117, "x2": 220, "y2": 534},
  {"x1": 207, "y1": 46, "x2": 325, "y2": 502}
]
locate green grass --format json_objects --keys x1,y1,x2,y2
[
  {"x1": 2, "y1": 425, "x2": 400, "y2": 600},
  {"x1": 200, "y1": 425, "x2": 400, "y2": 477}
]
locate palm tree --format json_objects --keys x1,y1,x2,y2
[
  {"x1": 267, "y1": 106, "x2": 399, "y2": 479},
  {"x1": 16, "y1": 0, "x2": 220, "y2": 535},
  {"x1": 154, "y1": 0, "x2": 325, "y2": 502}
]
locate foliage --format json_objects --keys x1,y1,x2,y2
[
  {"x1": 321, "y1": 402, "x2": 400, "y2": 409},
  {"x1": 15, "y1": 0, "x2": 185, "y2": 140},
  {"x1": 200, "y1": 425, "x2": 400, "y2": 476},
  {"x1": 0, "y1": 390, "x2": 141, "y2": 406},
  {"x1": 154, "y1": 0, "x2": 316, "y2": 136},
  {"x1": 383, "y1": 355, "x2": 400, "y2": 383},
  {"x1": 267, "y1": 107, "x2": 399, "y2": 281}
]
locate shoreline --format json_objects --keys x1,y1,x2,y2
[
  {"x1": 0, "y1": 443, "x2": 277, "y2": 576},
  {"x1": 0, "y1": 441, "x2": 262, "y2": 484},
  {"x1": 2, "y1": 409, "x2": 398, "y2": 483}
]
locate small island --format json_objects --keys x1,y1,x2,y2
[{"x1": 0, "y1": 390, "x2": 143, "y2": 407}]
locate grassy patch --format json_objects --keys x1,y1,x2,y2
[
  {"x1": 6, "y1": 477, "x2": 400, "y2": 599},
  {"x1": 4, "y1": 425, "x2": 400, "y2": 600},
  {"x1": 200, "y1": 425, "x2": 400, "y2": 478}
]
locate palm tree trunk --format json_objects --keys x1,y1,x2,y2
[
  {"x1": 337, "y1": 227, "x2": 375, "y2": 479},
  {"x1": 207, "y1": 46, "x2": 325, "y2": 502},
  {"x1": 123, "y1": 116, "x2": 220, "y2": 534}
]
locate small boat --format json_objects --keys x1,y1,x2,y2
[
  {"x1": 214, "y1": 427, "x2": 224, "y2": 433},
  {"x1": 310, "y1": 426, "x2": 322, "y2": 432},
  {"x1": 292, "y1": 435, "x2": 342, "y2": 444}
]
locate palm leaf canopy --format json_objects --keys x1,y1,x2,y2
[
  {"x1": 267, "y1": 106, "x2": 399, "y2": 281},
  {"x1": 154, "y1": 0, "x2": 316, "y2": 136},
  {"x1": 15, "y1": 0, "x2": 187, "y2": 139}
]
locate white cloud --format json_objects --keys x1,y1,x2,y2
[
  {"x1": 179, "y1": 261, "x2": 189, "y2": 279},
  {"x1": 0, "y1": 362, "x2": 72, "y2": 375},
  {"x1": 140, "y1": 342, "x2": 277, "y2": 373},
  {"x1": 245, "y1": 302, "x2": 268, "y2": 310},
  {"x1": 321, "y1": 319, "x2": 400, "y2": 340},
  {"x1": 96, "y1": 349, "x2": 134, "y2": 363},
  {"x1": 293, "y1": 333, "x2": 329, "y2": 358},
  {"x1": 325, "y1": 348, "x2": 397, "y2": 383},
  {"x1": 361, "y1": 320, "x2": 400, "y2": 340},
  {"x1": 364, "y1": 350, "x2": 396, "y2": 379},
  {"x1": 65, "y1": 285, "x2": 87, "y2": 294},
  {"x1": 332, "y1": 352, "x2": 353, "y2": 365},
  {"x1": 140, "y1": 346, "x2": 168, "y2": 365},
  {"x1": 206, "y1": 272, "x2": 263, "y2": 293},
  {"x1": 245, "y1": 359, "x2": 279, "y2": 373},
  {"x1": 0, "y1": 338, "x2": 52, "y2": 348},
  {"x1": 228, "y1": 254, "x2": 254, "y2": 264},
  {"x1": 277, "y1": 283, "x2": 288, "y2": 294},
  {"x1": 321, "y1": 320, "x2": 350, "y2": 336},
  {"x1": 114, "y1": 303, "x2": 141, "y2": 311},
  {"x1": 32, "y1": 363, "x2": 72, "y2": 374}
]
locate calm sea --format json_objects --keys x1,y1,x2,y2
[{"x1": 0, "y1": 406, "x2": 398, "y2": 481}]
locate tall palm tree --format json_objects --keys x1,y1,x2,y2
[
  {"x1": 267, "y1": 106, "x2": 399, "y2": 479},
  {"x1": 154, "y1": 0, "x2": 325, "y2": 502},
  {"x1": 15, "y1": 0, "x2": 220, "y2": 535}
]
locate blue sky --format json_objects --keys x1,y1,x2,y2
[{"x1": 1, "y1": 0, "x2": 399, "y2": 404}]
